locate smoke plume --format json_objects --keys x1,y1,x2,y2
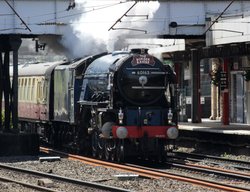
[{"x1": 60, "y1": 0, "x2": 160, "y2": 58}]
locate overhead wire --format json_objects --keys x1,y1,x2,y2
[
  {"x1": 0, "y1": 28, "x2": 26, "y2": 32},
  {"x1": 2, "y1": 0, "x2": 250, "y2": 35},
  {"x1": 3, "y1": 0, "x2": 31, "y2": 32},
  {"x1": 40, "y1": 1, "x2": 129, "y2": 23},
  {"x1": 0, "y1": 13, "x2": 14, "y2": 16},
  {"x1": 0, "y1": 1, "x2": 129, "y2": 30},
  {"x1": 22, "y1": 1, "x2": 125, "y2": 19},
  {"x1": 203, "y1": 0, "x2": 236, "y2": 34}
]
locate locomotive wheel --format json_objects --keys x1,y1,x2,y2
[
  {"x1": 157, "y1": 147, "x2": 166, "y2": 162},
  {"x1": 116, "y1": 140, "x2": 124, "y2": 162},
  {"x1": 156, "y1": 139, "x2": 166, "y2": 162},
  {"x1": 111, "y1": 141, "x2": 116, "y2": 162},
  {"x1": 105, "y1": 143, "x2": 110, "y2": 160},
  {"x1": 110, "y1": 151, "x2": 115, "y2": 161},
  {"x1": 98, "y1": 149, "x2": 104, "y2": 159},
  {"x1": 91, "y1": 131, "x2": 98, "y2": 157},
  {"x1": 98, "y1": 138, "x2": 104, "y2": 159}
]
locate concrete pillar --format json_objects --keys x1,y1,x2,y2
[
  {"x1": 210, "y1": 58, "x2": 220, "y2": 120},
  {"x1": 210, "y1": 83, "x2": 217, "y2": 120},
  {"x1": 219, "y1": 92, "x2": 223, "y2": 120},
  {"x1": 176, "y1": 62, "x2": 187, "y2": 122}
]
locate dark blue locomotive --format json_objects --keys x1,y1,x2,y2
[{"x1": 16, "y1": 48, "x2": 178, "y2": 161}]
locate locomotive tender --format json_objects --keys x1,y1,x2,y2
[{"x1": 14, "y1": 48, "x2": 178, "y2": 161}]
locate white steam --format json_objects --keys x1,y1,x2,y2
[{"x1": 61, "y1": 1, "x2": 160, "y2": 58}]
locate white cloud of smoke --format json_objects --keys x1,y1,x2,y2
[{"x1": 60, "y1": 0, "x2": 160, "y2": 58}]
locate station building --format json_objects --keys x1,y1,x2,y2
[
  {"x1": 1, "y1": 0, "x2": 250, "y2": 128},
  {"x1": 154, "y1": 1, "x2": 250, "y2": 125}
]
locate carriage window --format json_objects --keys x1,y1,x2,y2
[
  {"x1": 20, "y1": 78, "x2": 24, "y2": 101},
  {"x1": 18, "y1": 78, "x2": 21, "y2": 100},
  {"x1": 19, "y1": 78, "x2": 23, "y2": 101},
  {"x1": 28, "y1": 78, "x2": 31, "y2": 101},
  {"x1": 31, "y1": 78, "x2": 35, "y2": 102},
  {"x1": 33, "y1": 78, "x2": 38, "y2": 103},
  {"x1": 37, "y1": 81, "x2": 41, "y2": 103},
  {"x1": 41, "y1": 78, "x2": 45, "y2": 103},
  {"x1": 43, "y1": 81, "x2": 47, "y2": 103},
  {"x1": 22, "y1": 78, "x2": 25, "y2": 101},
  {"x1": 24, "y1": 78, "x2": 28, "y2": 101}
]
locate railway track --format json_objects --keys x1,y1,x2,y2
[
  {"x1": 0, "y1": 174, "x2": 58, "y2": 192},
  {"x1": 172, "y1": 151, "x2": 250, "y2": 171},
  {"x1": 40, "y1": 147, "x2": 250, "y2": 192},
  {"x1": 166, "y1": 160, "x2": 250, "y2": 180},
  {"x1": 165, "y1": 152, "x2": 250, "y2": 181},
  {"x1": 0, "y1": 161, "x2": 129, "y2": 192}
]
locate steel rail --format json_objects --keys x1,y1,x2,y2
[
  {"x1": 186, "y1": 162, "x2": 250, "y2": 178},
  {"x1": 0, "y1": 175, "x2": 58, "y2": 192},
  {"x1": 166, "y1": 160, "x2": 250, "y2": 181},
  {"x1": 171, "y1": 156, "x2": 250, "y2": 172},
  {"x1": 173, "y1": 151, "x2": 250, "y2": 168},
  {"x1": 126, "y1": 163, "x2": 250, "y2": 192},
  {"x1": 168, "y1": 154, "x2": 250, "y2": 172},
  {"x1": 40, "y1": 147, "x2": 250, "y2": 192},
  {"x1": 0, "y1": 162, "x2": 129, "y2": 192},
  {"x1": 40, "y1": 147, "x2": 161, "y2": 179}
]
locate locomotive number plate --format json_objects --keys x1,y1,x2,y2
[
  {"x1": 131, "y1": 70, "x2": 151, "y2": 75},
  {"x1": 136, "y1": 70, "x2": 150, "y2": 75}
]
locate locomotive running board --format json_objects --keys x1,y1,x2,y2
[
  {"x1": 78, "y1": 101, "x2": 109, "y2": 107},
  {"x1": 132, "y1": 86, "x2": 166, "y2": 89}
]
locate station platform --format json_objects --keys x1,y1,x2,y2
[
  {"x1": 179, "y1": 119, "x2": 250, "y2": 135},
  {"x1": 177, "y1": 119, "x2": 250, "y2": 150}
]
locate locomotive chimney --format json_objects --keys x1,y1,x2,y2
[{"x1": 131, "y1": 48, "x2": 148, "y2": 54}]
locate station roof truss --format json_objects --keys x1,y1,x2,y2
[{"x1": 171, "y1": 42, "x2": 250, "y2": 62}]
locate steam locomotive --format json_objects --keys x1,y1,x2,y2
[{"x1": 15, "y1": 48, "x2": 178, "y2": 161}]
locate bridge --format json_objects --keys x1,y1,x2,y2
[
  {"x1": 1, "y1": 0, "x2": 250, "y2": 154},
  {"x1": 1, "y1": 1, "x2": 250, "y2": 51}
]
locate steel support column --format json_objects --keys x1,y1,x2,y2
[
  {"x1": 0, "y1": 53, "x2": 2, "y2": 131},
  {"x1": 0, "y1": 35, "x2": 21, "y2": 132},
  {"x1": 3, "y1": 51, "x2": 11, "y2": 132},
  {"x1": 222, "y1": 58, "x2": 229, "y2": 125},
  {"x1": 191, "y1": 49, "x2": 201, "y2": 123},
  {"x1": 10, "y1": 37, "x2": 22, "y2": 131}
]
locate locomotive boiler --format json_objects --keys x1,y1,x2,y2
[{"x1": 79, "y1": 48, "x2": 178, "y2": 161}]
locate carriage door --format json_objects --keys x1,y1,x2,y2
[
  {"x1": 230, "y1": 72, "x2": 246, "y2": 123},
  {"x1": 38, "y1": 78, "x2": 47, "y2": 121},
  {"x1": 69, "y1": 70, "x2": 75, "y2": 124}
]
